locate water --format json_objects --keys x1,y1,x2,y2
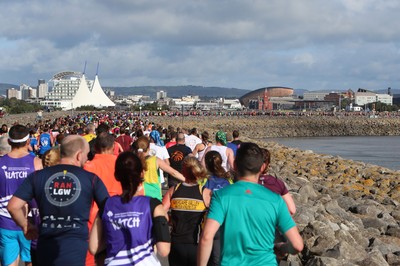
[{"x1": 266, "y1": 136, "x2": 400, "y2": 171}]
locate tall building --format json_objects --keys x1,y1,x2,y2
[
  {"x1": 37, "y1": 79, "x2": 48, "y2": 98},
  {"x1": 6, "y1": 88, "x2": 21, "y2": 100},
  {"x1": 20, "y1": 84, "x2": 36, "y2": 100},
  {"x1": 156, "y1": 90, "x2": 167, "y2": 100}
]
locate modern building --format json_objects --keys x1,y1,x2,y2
[
  {"x1": 37, "y1": 79, "x2": 48, "y2": 98},
  {"x1": 20, "y1": 84, "x2": 36, "y2": 100},
  {"x1": 40, "y1": 71, "x2": 115, "y2": 110},
  {"x1": 221, "y1": 99, "x2": 243, "y2": 110},
  {"x1": 303, "y1": 91, "x2": 330, "y2": 101},
  {"x1": 376, "y1": 94, "x2": 393, "y2": 105},
  {"x1": 156, "y1": 90, "x2": 167, "y2": 100},
  {"x1": 239, "y1": 87, "x2": 294, "y2": 110}
]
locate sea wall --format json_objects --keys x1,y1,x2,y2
[{"x1": 2, "y1": 112, "x2": 400, "y2": 265}]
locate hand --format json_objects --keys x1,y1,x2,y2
[
  {"x1": 274, "y1": 242, "x2": 287, "y2": 259},
  {"x1": 24, "y1": 223, "x2": 38, "y2": 240}
]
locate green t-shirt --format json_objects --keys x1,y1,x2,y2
[{"x1": 208, "y1": 181, "x2": 295, "y2": 266}]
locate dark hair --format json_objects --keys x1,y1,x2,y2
[
  {"x1": 169, "y1": 131, "x2": 177, "y2": 140},
  {"x1": 96, "y1": 123, "x2": 110, "y2": 134},
  {"x1": 94, "y1": 132, "x2": 115, "y2": 153},
  {"x1": 115, "y1": 152, "x2": 146, "y2": 203},
  {"x1": 132, "y1": 136, "x2": 150, "y2": 153},
  {"x1": 56, "y1": 133, "x2": 65, "y2": 144},
  {"x1": 261, "y1": 148, "x2": 271, "y2": 174},
  {"x1": 8, "y1": 125, "x2": 29, "y2": 148},
  {"x1": 205, "y1": 151, "x2": 228, "y2": 179},
  {"x1": 201, "y1": 131, "x2": 209, "y2": 141},
  {"x1": 234, "y1": 142, "x2": 264, "y2": 177},
  {"x1": 232, "y1": 130, "x2": 240, "y2": 138},
  {"x1": 135, "y1": 129, "x2": 144, "y2": 138}
]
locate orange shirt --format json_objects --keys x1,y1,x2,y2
[
  {"x1": 84, "y1": 153, "x2": 121, "y2": 196},
  {"x1": 84, "y1": 153, "x2": 120, "y2": 266}
]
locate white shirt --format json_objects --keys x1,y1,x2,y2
[
  {"x1": 149, "y1": 143, "x2": 169, "y2": 183},
  {"x1": 185, "y1": 134, "x2": 202, "y2": 152}
]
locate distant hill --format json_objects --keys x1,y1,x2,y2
[{"x1": 106, "y1": 85, "x2": 250, "y2": 99}]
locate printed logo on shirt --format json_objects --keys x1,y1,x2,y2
[
  {"x1": 171, "y1": 197, "x2": 206, "y2": 212},
  {"x1": 44, "y1": 170, "x2": 81, "y2": 207},
  {"x1": 1, "y1": 165, "x2": 30, "y2": 179},
  {"x1": 107, "y1": 211, "x2": 143, "y2": 230},
  {"x1": 170, "y1": 151, "x2": 184, "y2": 162}
]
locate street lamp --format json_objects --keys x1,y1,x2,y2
[{"x1": 139, "y1": 106, "x2": 142, "y2": 119}]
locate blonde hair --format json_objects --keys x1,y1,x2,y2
[
  {"x1": 182, "y1": 156, "x2": 208, "y2": 183},
  {"x1": 42, "y1": 147, "x2": 61, "y2": 168}
]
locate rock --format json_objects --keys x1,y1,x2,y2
[
  {"x1": 294, "y1": 205, "x2": 316, "y2": 226},
  {"x1": 369, "y1": 236, "x2": 400, "y2": 255},
  {"x1": 335, "y1": 229, "x2": 369, "y2": 249},
  {"x1": 324, "y1": 200, "x2": 364, "y2": 229},
  {"x1": 386, "y1": 253, "x2": 400, "y2": 265},
  {"x1": 336, "y1": 196, "x2": 357, "y2": 211},
  {"x1": 350, "y1": 202, "x2": 387, "y2": 216},
  {"x1": 386, "y1": 225, "x2": 400, "y2": 238},
  {"x1": 390, "y1": 209, "x2": 400, "y2": 220},
  {"x1": 323, "y1": 241, "x2": 368, "y2": 263},
  {"x1": 305, "y1": 256, "x2": 357, "y2": 266},
  {"x1": 297, "y1": 184, "x2": 318, "y2": 204},
  {"x1": 361, "y1": 217, "x2": 388, "y2": 233},
  {"x1": 361, "y1": 248, "x2": 389, "y2": 266}
]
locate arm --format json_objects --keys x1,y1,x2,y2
[
  {"x1": 7, "y1": 196, "x2": 29, "y2": 235},
  {"x1": 153, "y1": 204, "x2": 171, "y2": 257},
  {"x1": 157, "y1": 158, "x2": 185, "y2": 182},
  {"x1": 192, "y1": 143, "x2": 202, "y2": 157},
  {"x1": 89, "y1": 214, "x2": 105, "y2": 255},
  {"x1": 274, "y1": 226, "x2": 303, "y2": 256},
  {"x1": 200, "y1": 146, "x2": 211, "y2": 167},
  {"x1": 202, "y1": 188, "x2": 212, "y2": 208},
  {"x1": 161, "y1": 186, "x2": 175, "y2": 212},
  {"x1": 281, "y1": 193, "x2": 296, "y2": 215},
  {"x1": 116, "y1": 142, "x2": 124, "y2": 153},
  {"x1": 197, "y1": 219, "x2": 220, "y2": 266},
  {"x1": 163, "y1": 158, "x2": 170, "y2": 166},
  {"x1": 226, "y1": 148, "x2": 235, "y2": 171},
  {"x1": 34, "y1": 156, "x2": 43, "y2": 170}
]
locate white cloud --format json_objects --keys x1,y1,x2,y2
[{"x1": 0, "y1": 0, "x2": 400, "y2": 91}]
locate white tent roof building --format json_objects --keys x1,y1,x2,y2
[{"x1": 41, "y1": 71, "x2": 115, "y2": 110}]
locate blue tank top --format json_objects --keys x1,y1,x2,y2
[
  {"x1": 38, "y1": 132, "x2": 52, "y2": 155},
  {"x1": 0, "y1": 153, "x2": 35, "y2": 230},
  {"x1": 102, "y1": 195, "x2": 161, "y2": 266},
  {"x1": 204, "y1": 175, "x2": 230, "y2": 192}
]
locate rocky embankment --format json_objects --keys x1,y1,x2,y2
[{"x1": 2, "y1": 112, "x2": 400, "y2": 265}]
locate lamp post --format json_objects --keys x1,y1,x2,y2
[
  {"x1": 139, "y1": 106, "x2": 142, "y2": 119},
  {"x1": 181, "y1": 105, "x2": 184, "y2": 128}
]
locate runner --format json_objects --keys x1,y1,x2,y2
[
  {"x1": 7, "y1": 135, "x2": 109, "y2": 265},
  {"x1": 89, "y1": 152, "x2": 171, "y2": 265}
]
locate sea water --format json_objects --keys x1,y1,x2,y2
[{"x1": 266, "y1": 136, "x2": 400, "y2": 171}]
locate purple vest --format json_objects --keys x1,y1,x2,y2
[
  {"x1": 0, "y1": 154, "x2": 35, "y2": 230},
  {"x1": 102, "y1": 195, "x2": 160, "y2": 265}
]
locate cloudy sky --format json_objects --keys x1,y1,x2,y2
[{"x1": 1, "y1": 0, "x2": 400, "y2": 91}]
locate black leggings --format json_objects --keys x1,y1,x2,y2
[{"x1": 169, "y1": 243, "x2": 198, "y2": 266}]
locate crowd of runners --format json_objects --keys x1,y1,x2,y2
[{"x1": 0, "y1": 111, "x2": 303, "y2": 266}]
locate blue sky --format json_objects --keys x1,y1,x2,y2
[{"x1": 1, "y1": 0, "x2": 400, "y2": 91}]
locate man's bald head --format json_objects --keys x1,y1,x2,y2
[{"x1": 60, "y1": 135, "x2": 89, "y2": 167}]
